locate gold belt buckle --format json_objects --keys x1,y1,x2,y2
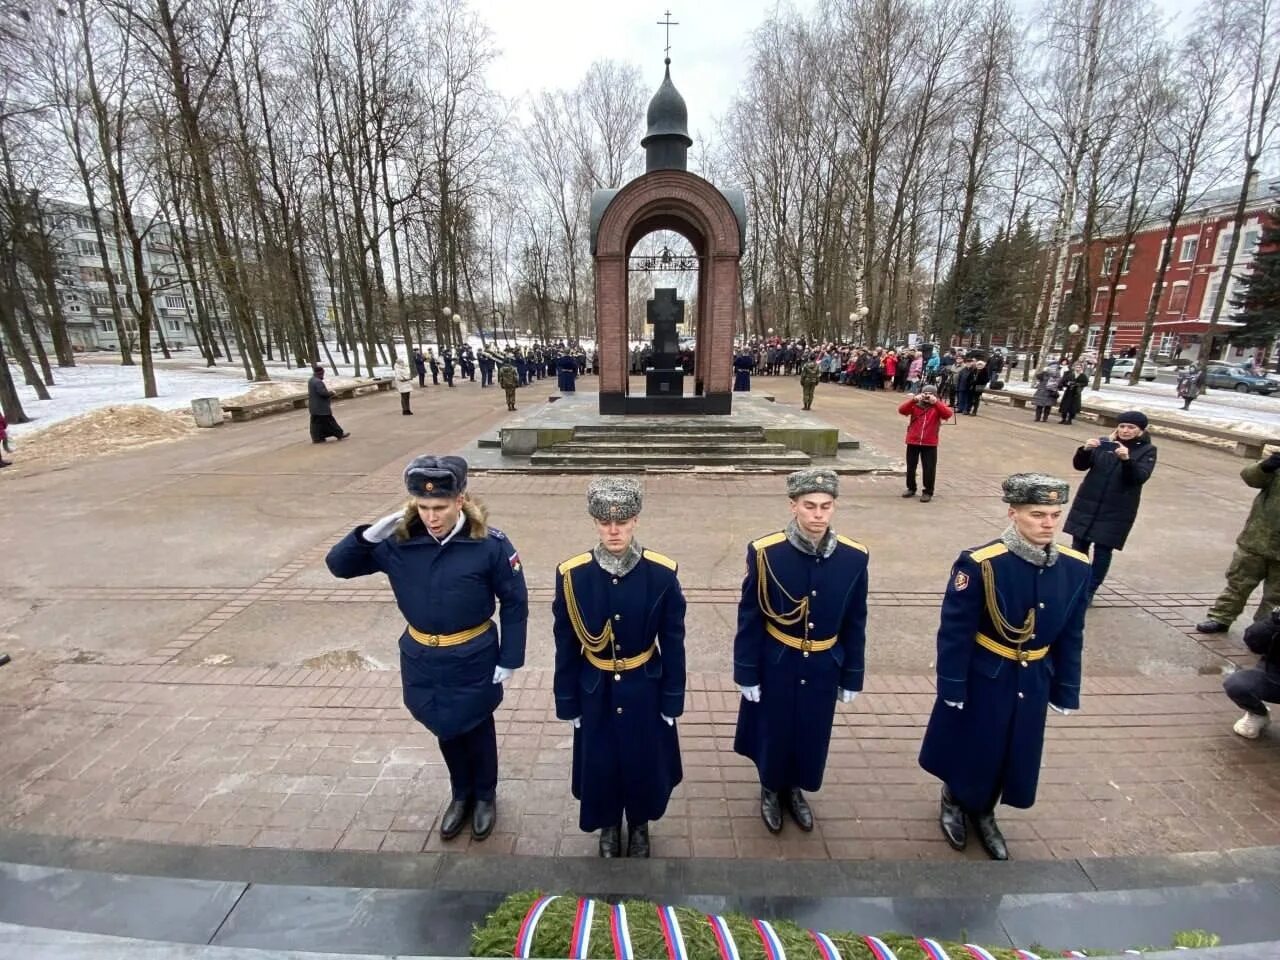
[
  {"x1": 801, "y1": 637, "x2": 813, "y2": 657},
  {"x1": 426, "y1": 634, "x2": 440, "y2": 647},
  {"x1": 613, "y1": 658, "x2": 623, "y2": 681}
]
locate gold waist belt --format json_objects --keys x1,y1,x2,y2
[
  {"x1": 976, "y1": 632, "x2": 1048, "y2": 662},
  {"x1": 584, "y1": 644, "x2": 656, "y2": 672},
  {"x1": 765, "y1": 620, "x2": 838, "y2": 653},
  {"x1": 406, "y1": 621, "x2": 491, "y2": 648}
]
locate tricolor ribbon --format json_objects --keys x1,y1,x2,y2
[
  {"x1": 658, "y1": 905, "x2": 688, "y2": 960},
  {"x1": 863, "y1": 935, "x2": 897, "y2": 960},
  {"x1": 916, "y1": 939, "x2": 952, "y2": 960},
  {"x1": 753, "y1": 919, "x2": 787, "y2": 960},
  {"x1": 809, "y1": 929, "x2": 843, "y2": 960},
  {"x1": 707, "y1": 915, "x2": 741, "y2": 960},
  {"x1": 569, "y1": 899, "x2": 596, "y2": 959},
  {"x1": 964, "y1": 946, "x2": 1000, "y2": 960},
  {"x1": 514, "y1": 895, "x2": 559, "y2": 959},
  {"x1": 1013, "y1": 951, "x2": 1042, "y2": 960},
  {"x1": 610, "y1": 904, "x2": 633, "y2": 960}
]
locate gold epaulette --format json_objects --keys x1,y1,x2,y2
[
  {"x1": 1058, "y1": 545, "x2": 1090, "y2": 563},
  {"x1": 558, "y1": 553, "x2": 592, "y2": 575},
  {"x1": 836, "y1": 534, "x2": 868, "y2": 553},
  {"x1": 643, "y1": 549, "x2": 677, "y2": 571},
  {"x1": 969, "y1": 542, "x2": 1008, "y2": 563},
  {"x1": 752, "y1": 531, "x2": 787, "y2": 551}
]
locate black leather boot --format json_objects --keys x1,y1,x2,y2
[
  {"x1": 471, "y1": 799, "x2": 496, "y2": 840},
  {"x1": 627, "y1": 821, "x2": 650, "y2": 858},
  {"x1": 939, "y1": 786, "x2": 967, "y2": 851},
  {"x1": 974, "y1": 810, "x2": 1009, "y2": 860},
  {"x1": 440, "y1": 798, "x2": 473, "y2": 841},
  {"x1": 760, "y1": 788, "x2": 783, "y2": 834},
  {"x1": 786, "y1": 788, "x2": 814, "y2": 832},
  {"x1": 599, "y1": 823, "x2": 622, "y2": 858}
]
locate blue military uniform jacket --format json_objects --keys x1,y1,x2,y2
[
  {"x1": 326, "y1": 518, "x2": 528, "y2": 740},
  {"x1": 733, "y1": 354, "x2": 754, "y2": 392},
  {"x1": 734, "y1": 529, "x2": 869, "y2": 792},
  {"x1": 556, "y1": 354, "x2": 578, "y2": 393},
  {"x1": 918, "y1": 539, "x2": 1089, "y2": 812},
  {"x1": 553, "y1": 548, "x2": 686, "y2": 831}
]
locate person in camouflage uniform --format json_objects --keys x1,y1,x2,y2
[
  {"x1": 497, "y1": 356, "x2": 519, "y2": 411},
  {"x1": 1199, "y1": 452, "x2": 1280, "y2": 634},
  {"x1": 800, "y1": 357, "x2": 821, "y2": 410}
]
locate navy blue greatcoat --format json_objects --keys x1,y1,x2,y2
[
  {"x1": 733, "y1": 531, "x2": 869, "y2": 792},
  {"x1": 918, "y1": 540, "x2": 1089, "y2": 812},
  {"x1": 326, "y1": 518, "x2": 528, "y2": 740},
  {"x1": 733, "y1": 354, "x2": 754, "y2": 392},
  {"x1": 556, "y1": 354, "x2": 578, "y2": 393},
  {"x1": 553, "y1": 549, "x2": 686, "y2": 831}
]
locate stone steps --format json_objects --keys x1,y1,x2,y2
[
  {"x1": 529, "y1": 450, "x2": 813, "y2": 469},
  {"x1": 548, "y1": 441, "x2": 792, "y2": 455}
]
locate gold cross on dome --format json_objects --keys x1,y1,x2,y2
[{"x1": 657, "y1": 10, "x2": 679, "y2": 58}]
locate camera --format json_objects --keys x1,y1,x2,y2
[{"x1": 1243, "y1": 612, "x2": 1280, "y2": 659}]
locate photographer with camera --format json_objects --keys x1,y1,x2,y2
[
  {"x1": 1224, "y1": 608, "x2": 1280, "y2": 738},
  {"x1": 898, "y1": 384, "x2": 953, "y2": 503}
]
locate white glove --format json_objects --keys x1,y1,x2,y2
[
  {"x1": 838, "y1": 689, "x2": 859, "y2": 703},
  {"x1": 1050, "y1": 704, "x2": 1072, "y2": 716},
  {"x1": 492, "y1": 666, "x2": 514, "y2": 684},
  {"x1": 944, "y1": 700, "x2": 964, "y2": 710},
  {"x1": 362, "y1": 511, "x2": 403, "y2": 543},
  {"x1": 661, "y1": 714, "x2": 674, "y2": 726},
  {"x1": 739, "y1": 684, "x2": 761, "y2": 702},
  {"x1": 569, "y1": 716, "x2": 581, "y2": 729}
]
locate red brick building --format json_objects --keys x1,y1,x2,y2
[{"x1": 1057, "y1": 176, "x2": 1278, "y2": 362}]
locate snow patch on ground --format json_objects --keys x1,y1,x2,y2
[{"x1": 1003, "y1": 378, "x2": 1280, "y2": 438}]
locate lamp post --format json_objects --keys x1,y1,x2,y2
[{"x1": 441, "y1": 306, "x2": 453, "y2": 349}]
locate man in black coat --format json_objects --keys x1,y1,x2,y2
[
  {"x1": 1063, "y1": 410, "x2": 1157, "y2": 602},
  {"x1": 307, "y1": 365, "x2": 349, "y2": 443},
  {"x1": 1224, "y1": 609, "x2": 1280, "y2": 739}
]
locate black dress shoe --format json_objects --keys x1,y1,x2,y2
[
  {"x1": 599, "y1": 823, "x2": 622, "y2": 858},
  {"x1": 627, "y1": 821, "x2": 650, "y2": 858},
  {"x1": 440, "y1": 798, "x2": 473, "y2": 841},
  {"x1": 1196, "y1": 619, "x2": 1229, "y2": 634},
  {"x1": 973, "y1": 810, "x2": 1008, "y2": 860},
  {"x1": 471, "y1": 799, "x2": 496, "y2": 840},
  {"x1": 939, "y1": 786, "x2": 967, "y2": 851},
  {"x1": 786, "y1": 788, "x2": 814, "y2": 831},
  {"x1": 760, "y1": 788, "x2": 783, "y2": 834}
]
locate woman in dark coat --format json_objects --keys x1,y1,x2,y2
[
  {"x1": 1057, "y1": 365, "x2": 1088, "y2": 424},
  {"x1": 1063, "y1": 410, "x2": 1158, "y2": 600}
]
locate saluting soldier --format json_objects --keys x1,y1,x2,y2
[
  {"x1": 734, "y1": 469, "x2": 868, "y2": 834},
  {"x1": 553, "y1": 478, "x2": 686, "y2": 858},
  {"x1": 919, "y1": 473, "x2": 1090, "y2": 860},
  {"x1": 326, "y1": 456, "x2": 528, "y2": 842}
]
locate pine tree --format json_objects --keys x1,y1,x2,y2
[{"x1": 1230, "y1": 210, "x2": 1280, "y2": 347}]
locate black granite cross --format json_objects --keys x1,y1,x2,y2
[{"x1": 647, "y1": 288, "x2": 682, "y2": 364}]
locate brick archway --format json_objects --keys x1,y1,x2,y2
[{"x1": 594, "y1": 169, "x2": 743, "y2": 414}]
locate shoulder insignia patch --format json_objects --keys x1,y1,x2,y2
[
  {"x1": 557, "y1": 552, "x2": 592, "y2": 575},
  {"x1": 751, "y1": 531, "x2": 787, "y2": 551},
  {"x1": 643, "y1": 549, "x2": 677, "y2": 571},
  {"x1": 969, "y1": 542, "x2": 1008, "y2": 563},
  {"x1": 953, "y1": 570, "x2": 970, "y2": 591},
  {"x1": 836, "y1": 534, "x2": 868, "y2": 553},
  {"x1": 488, "y1": 527, "x2": 506, "y2": 540},
  {"x1": 1059, "y1": 545, "x2": 1090, "y2": 563}
]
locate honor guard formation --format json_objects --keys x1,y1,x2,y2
[{"x1": 328, "y1": 452, "x2": 1112, "y2": 860}]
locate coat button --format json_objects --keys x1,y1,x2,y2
[
  {"x1": 807, "y1": 622, "x2": 815, "y2": 629},
  {"x1": 616, "y1": 706, "x2": 623, "y2": 714},
  {"x1": 811, "y1": 590, "x2": 818, "y2": 597},
  {"x1": 800, "y1": 679, "x2": 807, "y2": 685},
  {"x1": 1018, "y1": 692, "x2": 1025, "y2": 699},
  {"x1": 1020, "y1": 661, "x2": 1028, "y2": 668},
  {"x1": 612, "y1": 578, "x2": 619, "y2": 585},
  {"x1": 613, "y1": 614, "x2": 621, "y2": 621},
  {"x1": 1038, "y1": 602, "x2": 1045, "y2": 609}
]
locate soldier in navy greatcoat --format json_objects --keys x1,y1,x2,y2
[
  {"x1": 326, "y1": 456, "x2": 528, "y2": 843},
  {"x1": 734, "y1": 469, "x2": 868, "y2": 834},
  {"x1": 557, "y1": 351, "x2": 579, "y2": 393},
  {"x1": 553, "y1": 478, "x2": 686, "y2": 858},
  {"x1": 733, "y1": 351, "x2": 754, "y2": 391},
  {"x1": 919, "y1": 473, "x2": 1090, "y2": 860}
]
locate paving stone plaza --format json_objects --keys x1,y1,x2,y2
[{"x1": 2, "y1": 376, "x2": 1280, "y2": 955}]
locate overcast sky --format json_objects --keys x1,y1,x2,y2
[{"x1": 482, "y1": 0, "x2": 1203, "y2": 136}]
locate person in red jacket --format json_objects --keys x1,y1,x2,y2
[
  {"x1": 898, "y1": 384, "x2": 952, "y2": 503},
  {"x1": 0, "y1": 412, "x2": 10, "y2": 468}
]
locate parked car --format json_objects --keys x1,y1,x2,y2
[
  {"x1": 1109, "y1": 358, "x2": 1157, "y2": 382},
  {"x1": 1204, "y1": 362, "x2": 1277, "y2": 394}
]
